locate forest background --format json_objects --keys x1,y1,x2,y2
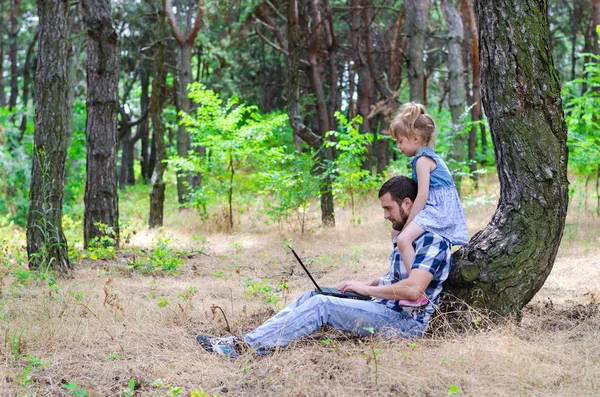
[{"x1": 0, "y1": 0, "x2": 599, "y2": 396}]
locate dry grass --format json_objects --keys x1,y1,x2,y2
[{"x1": 1, "y1": 175, "x2": 599, "y2": 396}]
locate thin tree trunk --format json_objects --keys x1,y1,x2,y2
[
  {"x1": 65, "y1": 13, "x2": 82, "y2": 148},
  {"x1": 18, "y1": 30, "x2": 39, "y2": 141},
  {"x1": 166, "y1": 0, "x2": 204, "y2": 205},
  {"x1": 447, "y1": 0, "x2": 569, "y2": 316},
  {"x1": 389, "y1": 7, "x2": 405, "y2": 91},
  {"x1": 149, "y1": 0, "x2": 167, "y2": 228},
  {"x1": 405, "y1": 0, "x2": 429, "y2": 103},
  {"x1": 441, "y1": 0, "x2": 467, "y2": 187},
  {"x1": 351, "y1": 0, "x2": 372, "y2": 152},
  {"x1": 592, "y1": 0, "x2": 600, "y2": 57},
  {"x1": 461, "y1": 0, "x2": 484, "y2": 172},
  {"x1": 81, "y1": 0, "x2": 120, "y2": 248},
  {"x1": 8, "y1": 0, "x2": 21, "y2": 111},
  {"x1": 287, "y1": 0, "x2": 335, "y2": 227},
  {"x1": 27, "y1": 0, "x2": 71, "y2": 271},
  {"x1": 139, "y1": 64, "x2": 151, "y2": 183},
  {"x1": 0, "y1": 44, "x2": 6, "y2": 107}
]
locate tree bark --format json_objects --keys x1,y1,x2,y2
[
  {"x1": 441, "y1": 0, "x2": 467, "y2": 181},
  {"x1": 149, "y1": 0, "x2": 167, "y2": 228},
  {"x1": 81, "y1": 0, "x2": 120, "y2": 248},
  {"x1": 27, "y1": 0, "x2": 71, "y2": 271},
  {"x1": 446, "y1": 0, "x2": 569, "y2": 316},
  {"x1": 405, "y1": 0, "x2": 429, "y2": 103},
  {"x1": 8, "y1": 0, "x2": 21, "y2": 111}
]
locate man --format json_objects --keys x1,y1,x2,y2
[{"x1": 196, "y1": 176, "x2": 453, "y2": 357}]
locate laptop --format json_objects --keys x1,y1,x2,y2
[{"x1": 288, "y1": 247, "x2": 372, "y2": 301}]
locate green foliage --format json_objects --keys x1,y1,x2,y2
[
  {"x1": 0, "y1": 107, "x2": 31, "y2": 226},
  {"x1": 243, "y1": 277, "x2": 287, "y2": 307},
  {"x1": 563, "y1": 54, "x2": 600, "y2": 175},
  {"x1": 258, "y1": 149, "x2": 321, "y2": 232},
  {"x1": 27, "y1": 147, "x2": 68, "y2": 271},
  {"x1": 325, "y1": 113, "x2": 378, "y2": 223},
  {"x1": 63, "y1": 381, "x2": 88, "y2": 396},
  {"x1": 85, "y1": 222, "x2": 118, "y2": 260},
  {"x1": 562, "y1": 53, "x2": 600, "y2": 213},
  {"x1": 171, "y1": 84, "x2": 288, "y2": 228},
  {"x1": 123, "y1": 378, "x2": 136, "y2": 397},
  {"x1": 448, "y1": 384, "x2": 462, "y2": 396},
  {"x1": 63, "y1": 100, "x2": 88, "y2": 216},
  {"x1": 128, "y1": 236, "x2": 186, "y2": 275}
]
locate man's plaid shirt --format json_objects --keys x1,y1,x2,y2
[{"x1": 374, "y1": 231, "x2": 452, "y2": 327}]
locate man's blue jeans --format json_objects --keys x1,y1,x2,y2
[{"x1": 244, "y1": 290, "x2": 426, "y2": 350}]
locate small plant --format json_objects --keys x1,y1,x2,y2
[
  {"x1": 128, "y1": 236, "x2": 185, "y2": 275},
  {"x1": 153, "y1": 378, "x2": 186, "y2": 396},
  {"x1": 448, "y1": 384, "x2": 462, "y2": 396},
  {"x1": 243, "y1": 278, "x2": 285, "y2": 307},
  {"x1": 177, "y1": 285, "x2": 198, "y2": 312},
  {"x1": 325, "y1": 113, "x2": 378, "y2": 224},
  {"x1": 157, "y1": 297, "x2": 170, "y2": 308},
  {"x1": 106, "y1": 352, "x2": 120, "y2": 360},
  {"x1": 123, "y1": 378, "x2": 136, "y2": 397},
  {"x1": 361, "y1": 326, "x2": 382, "y2": 388},
  {"x1": 63, "y1": 381, "x2": 88, "y2": 396}
]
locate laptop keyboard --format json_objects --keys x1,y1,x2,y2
[{"x1": 321, "y1": 287, "x2": 342, "y2": 294}]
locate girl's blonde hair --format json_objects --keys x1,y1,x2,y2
[{"x1": 390, "y1": 102, "x2": 436, "y2": 146}]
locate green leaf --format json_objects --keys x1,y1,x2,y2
[
  {"x1": 63, "y1": 382, "x2": 78, "y2": 390},
  {"x1": 448, "y1": 384, "x2": 461, "y2": 396}
]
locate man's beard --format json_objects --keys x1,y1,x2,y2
[{"x1": 391, "y1": 207, "x2": 409, "y2": 231}]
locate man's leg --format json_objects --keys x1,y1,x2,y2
[{"x1": 244, "y1": 292, "x2": 425, "y2": 350}]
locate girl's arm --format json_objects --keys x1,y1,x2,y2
[{"x1": 404, "y1": 156, "x2": 436, "y2": 229}]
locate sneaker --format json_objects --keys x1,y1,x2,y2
[
  {"x1": 398, "y1": 295, "x2": 429, "y2": 307},
  {"x1": 195, "y1": 334, "x2": 244, "y2": 358}
]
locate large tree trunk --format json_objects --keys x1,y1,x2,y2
[
  {"x1": 27, "y1": 0, "x2": 71, "y2": 271},
  {"x1": 8, "y1": 0, "x2": 21, "y2": 111},
  {"x1": 446, "y1": 0, "x2": 569, "y2": 316},
  {"x1": 405, "y1": 0, "x2": 429, "y2": 103},
  {"x1": 441, "y1": 0, "x2": 467, "y2": 184},
  {"x1": 81, "y1": 0, "x2": 120, "y2": 248},
  {"x1": 149, "y1": 0, "x2": 167, "y2": 228}
]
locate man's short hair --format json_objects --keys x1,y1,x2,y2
[{"x1": 378, "y1": 176, "x2": 417, "y2": 205}]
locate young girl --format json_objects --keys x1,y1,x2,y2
[{"x1": 390, "y1": 103, "x2": 469, "y2": 307}]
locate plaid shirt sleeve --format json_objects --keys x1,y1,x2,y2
[{"x1": 410, "y1": 232, "x2": 451, "y2": 276}]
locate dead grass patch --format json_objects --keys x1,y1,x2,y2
[{"x1": 1, "y1": 176, "x2": 599, "y2": 396}]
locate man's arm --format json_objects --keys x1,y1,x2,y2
[{"x1": 339, "y1": 269, "x2": 432, "y2": 300}]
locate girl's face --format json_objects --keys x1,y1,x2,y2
[{"x1": 396, "y1": 133, "x2": 423, "y2": 157}]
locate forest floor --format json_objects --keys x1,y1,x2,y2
[{"x1": 0, "y1": 175, "x2": 599, "y2": 396}]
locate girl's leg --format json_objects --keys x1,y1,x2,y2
[
  {"x1": 396, "y1": 222, "x2": 429, "y2": 307},
  {"x1": 397, "y1": 221, "x2": 426, "y2": 272}
]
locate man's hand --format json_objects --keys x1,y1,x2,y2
[{"x1": 338, "y1": 280, "x2": 371, "y2": 296}]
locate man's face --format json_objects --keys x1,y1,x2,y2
[{"x1": 380, "y1": 192, "x2": 410, "y2": 231}]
